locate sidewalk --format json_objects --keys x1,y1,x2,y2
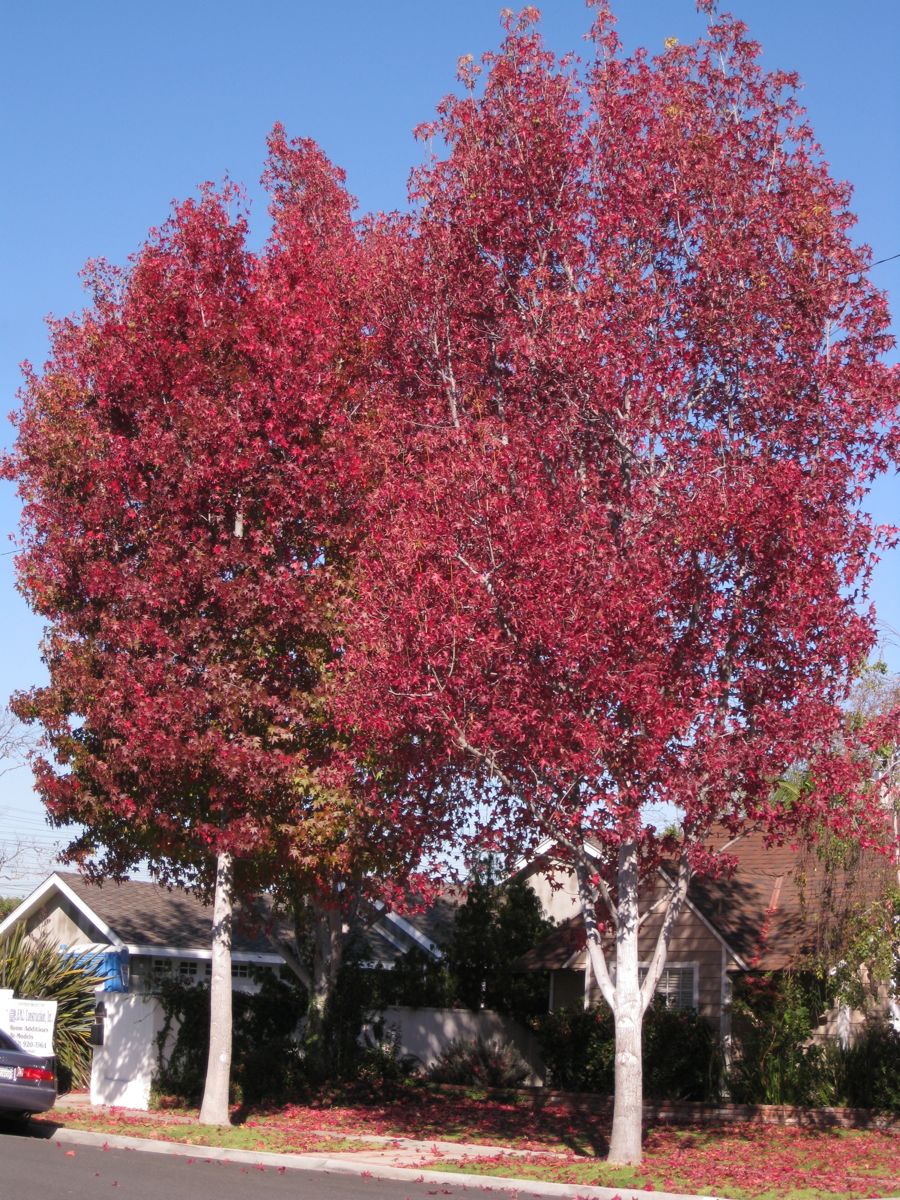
[
  {"x1": 48, "y1": 1094, "x2": 730, "y2": 1200},
  {"x1": 46, "y1": 1096, "x2": 900, "y2": 1200}
]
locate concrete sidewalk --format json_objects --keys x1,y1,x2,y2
[
  {"x1": 45, "y1": 1097, "x2": 900, "y2": 1200},
  {"x1": 45, "y1": 1123, "x2": 733, "y2": 1200},
  {"x1": 48, "y1": 1096, "x2": 732, "y2": 1199}
]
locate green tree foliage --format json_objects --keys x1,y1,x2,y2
[
  {"x1": 371, "y1": 946, "x2": 452, "y2": 1010},
  {"x1": 0, "y1": 898, "x2": 19, "y2": 920},
  {"x1": 446, "y1": 866, "x2": 554, "y2": 1018},
  {"x1": 0, "y1": 923, "x2": 104, "y2": 1088},
  {"x1": 155, "y1": 970, "x2": 308, "y2": 1107}
]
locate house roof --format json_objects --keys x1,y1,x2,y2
[
  {"x1": 0, "y1": 870, "x2": 456, "y2": 968},
  {"x1": 688, "y1": 828, "x2": 896, "y2": 971},
  {"x1": 518, "y1": 828, "x2": 897, "y2": 975},
  {"x1": 354, "y1": 893, "x2": 462, "y2": 966},
  {"x1": 517, "y1": 914, "x2": 585, "y2": 972},
  {"x1": 0, "y1": 871, "x2": 286, "y2": 960}
]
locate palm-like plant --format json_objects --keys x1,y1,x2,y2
[{"x1": 0, "y1": 922, "x2": 105, "y2": 1088}]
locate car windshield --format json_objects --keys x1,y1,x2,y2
[{"x1": 0, "y1": 1029, "x2": 25, "y2": 1052}]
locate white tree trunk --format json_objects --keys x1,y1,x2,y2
[
  {"x1": 607, "y1": 840, "x2": 644, "y2": 1165},
  {"x1": 199, "y1": 851, "x2": 233, "y2": 1126},
  {"x1": 576, "y1": 838, "x2": 693, "y2": 1166}
]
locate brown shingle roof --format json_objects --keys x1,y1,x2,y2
[
  {"x1": 517, "y1": 915, "x2": 585, "y2": 972},
  {"x1": 517, "y1": 828, "x2": 896, "y2": 974},
  {"x1": 55, "y1": 872, "x2": 454, "y2": 966},
  {"x1": 689, "y1": 829, "x2": 895, "y2": 971}
]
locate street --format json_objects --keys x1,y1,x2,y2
[{"x1": 0, "y1": 1123, "x2": 525, "y2": 1200}]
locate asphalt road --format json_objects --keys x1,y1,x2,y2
[{"x1": 0, "y1": 1122, "x2": 523, "y2": 1200}]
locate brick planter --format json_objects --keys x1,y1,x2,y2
[{"x1": 449, "y1": 1085, "x2": 898, "y2": 1130}]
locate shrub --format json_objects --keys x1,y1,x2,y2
[
  {"x1": 835, "y1": 1022, "x2": 900, "y2": 1112},
  {"x1": 0, "y1": 922, "x2": 105, "y2": 1089},
  {"x1": 154, "y1": 968, "x2": 309, "y2": 1106},
  {"x1": 355, "y1": 1024, "x2": 420, "y2": 1091},
  {"x1": 642, "y1": 1001, "x2": 723, "y2": 1102},
  {"x1": 728, "y1": 972, "x2": 831, "y2": 1106},
  {"x1": 727, "y1": 971, "x2": 900, "y2": 1111},
  {"x1": 533, "y1": 1001, "x2": 722, "y2": 1101},
  {"x1": 427, "y1": 1035, "x2": 530, "y2": 1088},
  {"x1": 531, "y1": 1005, "x2": 614, "y2": 1093}
]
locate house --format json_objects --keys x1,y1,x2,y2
[
  {"x1": 517, "y1": 828, "x2": 898, "y2": 1046},
  {"x1": 0, "y1": 870, "x2": 459, "y2": 1108},
  {"x1": 0, "y1": 870, "x2": 448, "y2": 994}
]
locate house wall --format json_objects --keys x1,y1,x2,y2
[
  {"x1": 530, "y1": 868, "x2": 733, "y2": 1030},
  {"x1": 377, "y1": 1006, "x2": 545, "y2": 1085},
  {"x1": 21, "y1": 895, "x2": 101, "y2": 948},
  {"x1": 128, "y1": 953, "x2": 273, "y2": 994},
  {"x1": 90, "y1": 992, "x2": 170, "y2": 1109},
  {"x1": 625, "y1": 879, "x2": 726, "y2": 1025},
  {"x1": 524, "y1": 865, "x2": 582, "y2": 924}
]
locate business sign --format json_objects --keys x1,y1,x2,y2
[{"x1": 0, "y1": 996, "x2": 58, "y2": 1056}]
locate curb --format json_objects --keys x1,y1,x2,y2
[{"x1": 44, "y1": 1125, "x2": 733, "y2": 1200}]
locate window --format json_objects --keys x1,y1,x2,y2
[
  {"x1": 640, "y1": 964, "x2": 696, "y2": 1010},
  {"x1": 231, "y1": 962, "x2": 252, "y2": 979}
]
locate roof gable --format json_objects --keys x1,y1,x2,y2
[{"x1": 2, "y1": 872, "x2": 282, "y2": 957}]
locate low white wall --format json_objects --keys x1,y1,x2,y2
[
  {"x1": 89, "y1": 997, "x2": 547, "y2": 1109},
  {"x1": 378, "y1": 1006, "x2": 545, "y2": 1085},
  {"x1": 90, "y1": 992, "x2": 170, "y2": 1109}
]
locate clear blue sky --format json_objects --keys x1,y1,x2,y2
[{"x1": 1, "y1": 1, "x2": 898, "y2": 894}]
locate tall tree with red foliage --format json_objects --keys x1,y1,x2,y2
[
  {"x1": 8, "y1": 120, "x2": 461, "y2": 1117},
  {"x1": 343, "y1": 4, "x2": 899, "y2": 1163},
  {"x1": 6, "y1": 140, "x2": 370, "y2": 1121}
]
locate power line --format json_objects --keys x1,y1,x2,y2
[{"x1": 871, "y1": 251, "x2": 900, "y2": 267}]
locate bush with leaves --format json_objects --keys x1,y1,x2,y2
[
  {"x1": 532, "y1": 1005, "x2": 615, "y2": 1094},
  {"x1": 729, "y1": 971, "x2": 900, "y2": 1111},
  {"x1": 533, "y1": 1001, "x2": 722, "y2": 1101},
  {"x1": 728, "y1": 971, "x2": 833, "y2": 1106},
  {"x1": 427, "y1": 1035, "x2": 530, "y2": 1089},
  {"x1": 833, "y1": 1022, "x2": 900, "y2": 1112},
  {"x1": 154, "y1": 969, "x2": 308, "y2": 1106},
  {"x1": 642, "y1": 1001, "x2": 724, "y2": 1102},
  {"x1": 0, "y1": 922, "x2": 104, "y2": 1089}
]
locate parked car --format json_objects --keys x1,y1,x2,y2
[{"x1": 0, "y1": 1028, "x2": 57, "y2": 1117}]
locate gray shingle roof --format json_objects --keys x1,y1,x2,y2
[{"x1": 56, "y1": 871, "x2": 279, "y2": 956}]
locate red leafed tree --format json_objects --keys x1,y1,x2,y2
[
  {"x1": 6, "y1": 139, "x2": 390, "y2": 1120},
  {"x1": 343, "y1": 5, "x2": 899, "y2": 1163}
]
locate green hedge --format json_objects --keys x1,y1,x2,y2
[
  {"x1": 532, "y1": 1000, "x2": 723, "y2": 1101},
  {"x1": 154, "y1": 970, "x2": 308, "y2": 1106}
]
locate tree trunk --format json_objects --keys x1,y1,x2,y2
[
  {"x1": 199, "y1": 851, "x2": 233, "y2": 1126},
  {"x1": 608, "y1": 840, "x2": 644, "y2": 1166},
  {"x1": 305, "y1": 900, "x2": 344, "y2": 1046}
]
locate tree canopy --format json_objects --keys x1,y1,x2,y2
[
  {"x1": 6, "y1": 1, "x2": 898, "y2": 1163},
  {"x1": 337, "y1": 4, "x2": 899, "y2": 1161}
]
